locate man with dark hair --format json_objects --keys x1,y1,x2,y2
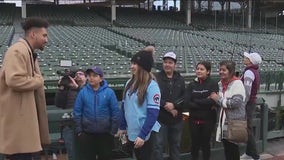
[
  {"x1": 0, "y1": 17, "x2": 50, "y2": 160},
  {"x1": 54, "y1": 69, "x2": 87, "y2": 160},
  {"x1": 153, "y1": 52, "x2": 185, "y2": 160},
  {"x1": 21, "y1": 17, "x2": 49, "y2": 51}
]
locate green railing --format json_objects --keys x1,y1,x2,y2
[
  {"x1": 43, "y1": 70, "x2": 284, "y2": 94},
  {"x1": 0, "y1": 97, "x2": 281, "y2": 160},
  {"x1": 0, "y1": 72, "x2": 283, "y2": 159}
]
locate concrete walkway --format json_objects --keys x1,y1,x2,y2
[
  {"x1": 260, "y1": 138, "x2": 284, "y2": 160},
  {"x1": 114, "y1": 138, "x2": 284, "y2": 160}
]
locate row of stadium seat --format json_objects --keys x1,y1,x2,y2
[
  {"x1": 0, "y1": 25, "x2": 14, "y2": 68},
  {"x1": 27, "y1": 5, "x2": 111, "y2": 26},
  {"x1": 0, "y1": 4, "x2": 15, "y2": 25},
  {"x1": 1, "y1": 3, "x2": 284, "y2": 31},
  {"x1": 1, "y1": 25, "x2": 283, "y2": 79}
]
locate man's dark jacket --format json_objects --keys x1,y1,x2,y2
[{"x1": 155, "y1": 70, "x2": 185, "y2": 125}]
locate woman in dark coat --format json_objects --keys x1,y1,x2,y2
[{"x1": 184, "y1": 61, "x2": 219, "y2": 160}]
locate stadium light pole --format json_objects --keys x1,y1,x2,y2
[
  {"x1": 275, "y1": 12, "x2": 278, "y2": 34},
  {"x1": 186, "y1": 0, "x2": 192, "y2": 25},
  {"x1": 224, "y1": 2, "x2": 227, "y2": 25},
  {"x1": 214, "y1": 10, "x2": 217, "y2": 30},
  {"x1": 248, "y1": 0, "x2": 252, "y2": 29},
  {"x1": 240, "y1": 2, "x2": 245, "y2": 31},
  {"x1": 21, "y1": 0, "x2": 27, "y2": 18},
  {"x1": 265, "y1": 15, "x2": 267, "y2": 33},
  {"x1": 111, "y1": 0, "x2": 116, "y2": 25},
  {"x1": 260, "y1": 11, "x2": 262, "y2": 31},
  {"x1": 232, "y1": 12, "x2": 235, "y2": 29}
]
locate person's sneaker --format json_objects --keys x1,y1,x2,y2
[{"x1": 240, "y1": 153, "x2": 253, "y2": 160}]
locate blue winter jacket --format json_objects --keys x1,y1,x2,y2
[{"x1": 73, "y1": 80, "x2": 120, "y2": 135}]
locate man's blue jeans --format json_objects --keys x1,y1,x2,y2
[
  {"x1": 245, "y1": 102, "x2": 259, "y2": 159},
  {"x1": 62, "y1": 126, "x2": 74, "y2": 160},
  {"x1": 153, "y1": 121, "x2": 183, "y2": 160}
]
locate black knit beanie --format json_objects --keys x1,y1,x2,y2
[{"x1": 131, "y1": 50, "x2": 154, "y2": 72}]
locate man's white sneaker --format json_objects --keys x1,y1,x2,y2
[{"x1": 240, "y1": 153, "x2": 253, "y2": 160}]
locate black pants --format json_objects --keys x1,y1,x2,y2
[
  {"x1": 245, "y1": 102, "x2": 260, "y2": 159},
  {"x1": 32, "y1": 152, "x2": 41, "y2": 160},
  {"x1": 128, "y1": 133, "x2": 154, "y2": 160},
  {"x1": 189, "y1": 119, "x2": 215, "y2": 160},
  {"x1": 75, "y1": 132, "x2": 114, "y2": 160},
  {"x1": 222, "y1": 139, "x2": 239, "y2": 160},
  {"x1": 8, "y1": 153, "x2": 32, "y2": 160}
]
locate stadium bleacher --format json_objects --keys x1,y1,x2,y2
[
  {"x1": 0, "y1": 3, "x2": 15, "y2": 25},
  {"x1": 0, "y1": 2, "x2": 284, "y2": 160},
  {"x1": 0, "y1": 3, "x2": 283, "y2": 83},
  {"x1": 0, "y1": 25, "x2": 14, "y2": 68},
  {"x1": 27, "y1": 4, "x2": 111, "y2": 26}
]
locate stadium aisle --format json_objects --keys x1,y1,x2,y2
[{"x1": 260, "y1": 138, "x2": 284, "y2": 160}]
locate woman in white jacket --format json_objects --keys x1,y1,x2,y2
[{"x1": 210, "y1": 60, "x2": 246, "y2": 160}]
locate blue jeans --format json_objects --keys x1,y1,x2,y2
[
  {"x1": 62, "y1": 126, "x2": 74, "y2": 160},
  {"x1": 245, "y1": 102, "x2": 259, "y2": 159},
  {"x1": 153, "y1": 121, "x2": 183, "y2": 160}
]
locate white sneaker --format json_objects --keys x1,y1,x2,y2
[{"x1": 240, "y1": 153, "x2": 253, "y2": 160}]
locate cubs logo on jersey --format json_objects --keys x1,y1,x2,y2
[{"x1": 153, "y1": 94, "x2": 160, "y2": 104}]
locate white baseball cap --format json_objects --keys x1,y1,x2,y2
[
  {"x1": 244, "y1": 52, "x2": 262, "y2": 65},
  {"x1": 163, "y1": 52, "x2": 177, "y2": 62}
]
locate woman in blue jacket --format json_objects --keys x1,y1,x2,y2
[
  {"x1": 73, "y1": 66, "x2": 120, "y2": 160},
  {"x1": 118, "y1": 48, "x2": 161, "y2": 160}
]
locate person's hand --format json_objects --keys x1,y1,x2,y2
[
  {"x1": 211, "y1": 106, "x2": 217, "y2": 110},
  {"x1": 68, "y1": 76, "x2": 79, "y2": 89},
  {"x1": 117, "y1": 130, "x2": 127, "y2": 139},
  {"x1": 134, "y1": 137, "x2": 145, "y2": 148},
  {"x1": 77, "y1": 132, "x2": 86, "y2": 137},
  {"x1": 164, "y1": 102, "x2": 175, "y2": 112},
  {"x1": 209, "y1": 92, "x2": 219, "y2": 102},
  {"x1": 76, "y1": 132, "x2": 87, "y2": 143},
  {"x1": 170, "y1": 109, "x2": 178, "y2": 117},
  {"x1": 34, "y1": 73, "x2": 44, "y2": 85},
  {"x1": 34, "y1": 73, "x2": 42, "y2": 78}
]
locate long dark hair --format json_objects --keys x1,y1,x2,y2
[{"x1": 123, "y1": 65, "x2": 153, "y2": 106}]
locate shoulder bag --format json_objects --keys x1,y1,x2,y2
[{"x1": 227, "y1": 120, "x2": 248, "y2": 143}]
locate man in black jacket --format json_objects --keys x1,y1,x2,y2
[
  {"x1": 153, "y1": 52, "x2": 185, "y2": 160},
  {"x1": 54, "y1": 69, "x2": 86, "y2": 160}
]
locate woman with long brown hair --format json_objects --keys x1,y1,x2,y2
[{"x1": 118, "y1": 49, "x2": 161, "y2": 160}]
